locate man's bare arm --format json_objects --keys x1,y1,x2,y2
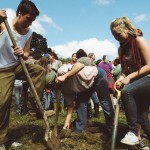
[{"x1": 55, "y1": 62, "x2": 85, "y2": 83}]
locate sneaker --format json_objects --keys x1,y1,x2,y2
[
  {"x1": 139, "y1": 140, "x2": 150, "y2": 150},
  {"x1": 121, "y1": 132, "x2": 139, "y2": 145},
  {"x1": 0, "y1": 144, "x2": 6, "y2": 150}
]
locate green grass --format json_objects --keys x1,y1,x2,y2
[{"x1": 6, "y1": 100, "x2": 150, "y2": 150}]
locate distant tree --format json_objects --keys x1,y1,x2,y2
[
  {"x1": 30, "y1": 32, "x2": 48, "y2": 57},
  {"x1": 45, "y1": 48, "x2": 52, "y2": 54},
  {"x1": 65, "y1": 57, "x2": 71, "y2": 63},
  {"x1": 59, "y1": 57, "x2": 71, "y2": 63}
]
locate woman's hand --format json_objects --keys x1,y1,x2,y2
[
  {"x1": 121, "y1": 76, "x2": 130, "y2": 85},
  {"x1": 117, "y1": 76, "x2": 130, "y2": 85},
  {"x1": 115, "y1": 75, "x2": 130, "y2": 90}
]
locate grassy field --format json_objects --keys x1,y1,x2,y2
[{"x1": 5, "y1": 98, "x2": 150, "y2": 150}]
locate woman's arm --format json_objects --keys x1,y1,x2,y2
[
  {"x1": 121, "y1": 37, "x2": 150, "y2": 85},
  {"x1": 127, "y1": 37, "x2": 150, "y2": 79}
]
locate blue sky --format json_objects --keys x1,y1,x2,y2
[{"x1": 1, "y1": 0, "x2": 150, "y2": 60}]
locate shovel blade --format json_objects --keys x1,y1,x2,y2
[
  {"x1": 58, "y1": 129, "x2": 72, "y2": 139},
  {"x1": 46, "y1": 131, "x2": 62, "y2": 150}
]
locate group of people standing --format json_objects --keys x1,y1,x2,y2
[{"x1": 0, "y1": 0, "x2": 150, "y2": 150}]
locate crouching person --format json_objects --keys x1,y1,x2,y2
[{"x1": 55, "y1": 59, "x2": 114, "y2": 137}]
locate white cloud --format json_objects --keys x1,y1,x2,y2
[
  {"x1": 38, "y1": 14, "x2": 62, "y2": 31},
  {"x1": 31, "y1": 20, "x2": 46, "y2": 35},
  {"x1": 134, "y1": 14, "x2": 149, "y2": 23},
  {"x1": 5, "y1": 8, "x2": 15, "y2": 24},
  {"x1": 51, "y1": 38, "x2": 118, "y2": 60},
  {"x1": 5, "y1": 8, "x2": 62, "y2": 35},
  {"x1": 96, "y1": 0, "x2": 113, "y2": 5}
]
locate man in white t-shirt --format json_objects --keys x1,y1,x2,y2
[{"x1": 0, "y1": 1, "x2": 45, "y2": 148}]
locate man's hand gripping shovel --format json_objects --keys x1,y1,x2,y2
[
  {"x1": 111, "y1": 81, "x2": 124, "y2": 150},
  {"x1": 4, "y1": 19, "x2": 62, "y2": 150}
]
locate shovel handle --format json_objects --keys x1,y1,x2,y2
[
  {"x1": 111, "y1": 82, "x2": 122, "y2": 150},
  {"x1": 53, "y1": 89, "x2": 61, "y2": 136},
  {"x1": 4, "y1": 19, "x2": 17, "y2": 47},
  {"x1": 114, "y1": 82, "x2": 122, "y2": 97}
]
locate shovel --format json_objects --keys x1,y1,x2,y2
[
  {"x1": 53, "y1": 89, "x2": 61, "y2": 136},
  {"x1": 55, "y1": 89, "x2": 71, "y2": 139},
  {"x1": 4, "y1": 19, "x2": 61, "y2": 150},
  {"x1": 111, "y1": 81, "x2": 123, "y2": 150}
]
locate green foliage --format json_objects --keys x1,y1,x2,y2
[
  {"x1": 59, "y1": 57, "x2": 71, "y2": 63},
  {"x1": 30, "y1": 32, "x2": 52, "y2": 59},
  {"x1": 30, "y1": 32, "x2": 47, "y2": 51}
]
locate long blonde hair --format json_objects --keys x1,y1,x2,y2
[
  {"x1": 110, "y1": 17, "x2": 142, "y2": 74},
  {"x1": 110, "y1": 17, "x2": 137, "y2": 37}
]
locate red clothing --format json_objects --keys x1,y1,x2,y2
[{"x1": 98, "y1": 62, "x2": 115, "y2": 92}]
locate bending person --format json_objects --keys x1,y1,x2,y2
[
  {"x1": 110, "y1": 16, "x2": 150, "y2": 145},
  {"x1": 55, "y1": 57, "x2": 114, "y2": 137}
]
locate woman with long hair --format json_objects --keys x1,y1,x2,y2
[{"x1": 110, "y1": 17, "x2": 150, "y2": 146}]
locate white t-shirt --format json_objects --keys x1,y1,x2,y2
[{"x1": 0, "y1": 26, "x2": 32, "y2": 68}]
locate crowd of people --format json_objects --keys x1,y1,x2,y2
[{"x1": 0, "y1": 0, "x2": 150, "y2": 150}]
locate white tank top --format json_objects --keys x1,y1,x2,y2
[{"x1": 0, "y1": 26, "x2": 32, "y2": 68}]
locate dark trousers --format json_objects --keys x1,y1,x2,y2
[
  {"x1": 75, "y1": 67, "x2": 114, "y2": 134},
  {"x1": 94, "y1": 67, "x2": 114, "y2": 134},
  {"x1": 121, "y1": 75, "x2": 150, "y2": 138},
  {"x1": 0, "y1": 63, "x2": 45, "y2": 144}
]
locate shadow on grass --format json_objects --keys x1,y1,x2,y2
[{"x1": 6, "y1": 124, "x2": 48, "y2": 149}]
